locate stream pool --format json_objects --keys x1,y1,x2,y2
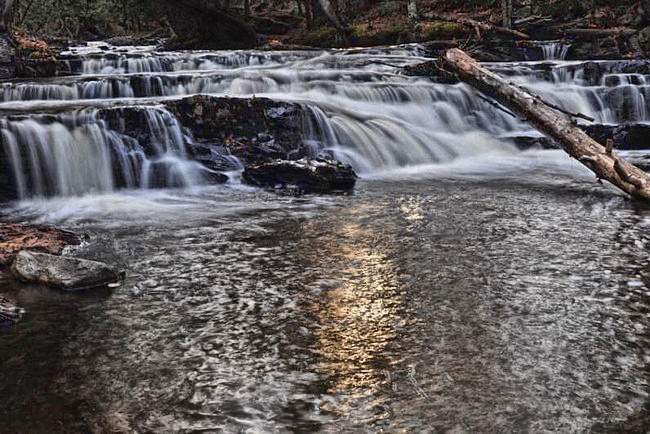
[{"x1": 2, "y1": 158, "x2": 650, "y2": 432}]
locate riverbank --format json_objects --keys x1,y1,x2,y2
[{"x1": 10, "y1": 1, "x2": 650, "y2": 79}]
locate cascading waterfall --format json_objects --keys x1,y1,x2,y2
[
  {"x1": 3, "y1": 58, "x2": 648, "y2": 127},
  {"x1": 4, "y1": 66, "x2": 649, "y2": 127},
  {"x1": 2, "y1": 42, "x2": 650, "y2": 198},
  {"x1": 541, "y1": 42, "x2": 570, "y2": 60},
  {"x1": 81, "y1": 55, "x2": 175, "y2": 75},
  {"x1": 0, "y1": 108, "x2": 206, "y2": 199}
]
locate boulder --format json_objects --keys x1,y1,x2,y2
[
  {"x1": 162, "y1": 95, "x2": 309, "y2": 167},
  {"x1": 0, "y1": 296, "x2": 24, "y2": 325},
  {"x1": 11, "y1": 251, "x2": 122, "y2": 290},
  {"x1": 243, "y1": 158, "x2": 357, "y2": 194}
]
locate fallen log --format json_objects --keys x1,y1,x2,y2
[
  {"x1": 424, "y1": 13, "x2": 530, "y2": 40},
  {"x1": 436, "y1": 48, "x2": 650, "y2": 202},
  {"x1": 562, "y1": 28, "x2": 637, "y2": 40}
]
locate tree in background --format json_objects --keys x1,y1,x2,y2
[
  {"x1": 502, "y1": 0, "x2": 513, "y2": 29},
  {"x1": 13, "y1": 0, "x2": 159, "y2": 40}
]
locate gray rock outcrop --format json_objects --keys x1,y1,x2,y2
[{"x1": 11, "y1": 251, "x2": 122, "y2": 290}]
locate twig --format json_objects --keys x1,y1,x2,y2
[
  {"x1": 532, "y1": 93, "x2": 595, "y2": 122},
  {"x1": 477, "y1": 94, "x2": 518, "y2": 119},
  {"x1": 369, "y1": 61, "x2": 404, "y2": 68}
]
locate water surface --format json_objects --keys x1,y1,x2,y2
[{"x1": 2, "y1": 163, "x2": 650, "y2": 432}]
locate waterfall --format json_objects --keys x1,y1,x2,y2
[
  {"x1": 3, "y1": 59, "x2": 648, "y2": 127},
  {"x1": 2, "y1": 42, "x2": 650, "y2": 198},
  {"x1": 541, "y1": 42, "x2": 570, "y2": 60},
  {"x1": 81, "y1": 55, "x2": 174, "y2": 75},
  {"x1": 0, "y1": 108, "x2": 206, "y2": 199}
]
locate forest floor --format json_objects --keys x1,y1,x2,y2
[
  {"x1": 11, "y1": 1, "x2": 650, "y2": 75},
  {"x1": 259, "y1": 1, "x2": 650, "y2": 60}
]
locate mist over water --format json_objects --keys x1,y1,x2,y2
[{"x1": 1, "y1": 43, "x2": 650, "y2": 432}]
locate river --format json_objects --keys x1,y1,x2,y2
[{"x1": 1, "y1": 43, "x2": 650, "y2": 432}]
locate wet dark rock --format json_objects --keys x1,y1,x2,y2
[
  {"x1": 16, "y1": 58, "x2": 78, "y2": 78},
  {"x1": 512, "y1": 124, "x2": 650, "y2": 153},
  {"x1": 570, "y1": 36, "x2": 623, "y2": 60},
  {"x1": 11, "y1": 251, "x2": 122, "y2": 290},
  {"x1": 583, "y1": 124, "x2": 650, "y2": 150},
  {"x1": 0, "y1": 296, "x2": 24, "y2": 325},
  {"x1": 511, "y1": 136, "x2": 557, "y2": 150},
  {"x1": 243, "y1": 158, "x2": 357, "y2": 194},
  {"x1": 163, "y1": 95, "x2": 310, "y2": 167}
]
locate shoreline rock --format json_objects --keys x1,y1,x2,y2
[
  {"x1": 11, "y1": 251, "x2": 122, "y2": 290},
  {"x1": 0, "y1": 224, "x2": 82, "y2": 268}
]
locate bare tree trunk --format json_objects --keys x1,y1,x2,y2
[
  {"x1": 642, "y1": 0, "x2": 650, "y2": 20},
  {"x1": 0, "y1": 0, "x2": 13, "y2": 32},
  {"x1": 407, "y1": 0, "x2": 418, "y2": 21},
  {"x1": 317, "y1": 0, "x2": 349, "y2": 40},
  {"x1": 502, "y1": 0, "x2": 512, "y2": 29},
  {"x1": 436, "y1": 49, "x2": 650, "y2": 202},
  {"x1": 0, "y1": 0, "x2": 15, "y2": 79}
]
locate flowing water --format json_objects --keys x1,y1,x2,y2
[{"x1": 1, "y1": 43, "x2": 650, "y2": 432}]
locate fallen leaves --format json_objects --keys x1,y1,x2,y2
[{"x1": 0, "y1": 224, "x2": 80, "y2": 267}]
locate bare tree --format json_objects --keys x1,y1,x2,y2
[
  {"x1": 317, "y1": 0, "x2": 348, "y2": 36},
  {"x1": 0, "y1": 0, "x2": 13, "y2": 32},
  {"x1": 502, "y1": 0, "x2": 512, "y2": 29},
  {"x1": 408, "y1": 0, "x2": 418, "y2": 22}
]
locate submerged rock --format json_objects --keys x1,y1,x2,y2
[
  {"x1": 0, "y1": 296, "x2": 24, "y2": 325},
  {"x1": 0, "y1": 224, "x2": 82, "y2": 267},
  {"x1": 243, "y1": 158, "x2": 357, "y2": 194},
  {"x1": 11, "y1": 251, "x2": 122, "y2": 290}
]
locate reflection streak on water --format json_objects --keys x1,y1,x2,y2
[{"x1": 314, "y1": 220, "x2": 400, "y2": 390}]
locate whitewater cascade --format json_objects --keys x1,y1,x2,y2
[
  {"x1": 1, "y1": 42, "x2": 649, "y2": 198},
  {"x1": 0, "y1": 107, "x2": 206, "y2": 199}
]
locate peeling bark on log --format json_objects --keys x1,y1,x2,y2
[
  {"x1": 436, "y1": 49, "x2": 650, "y2": 202},
  {"x1": 424, "y1": 13, "x2": 529, "y2": 40}
]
